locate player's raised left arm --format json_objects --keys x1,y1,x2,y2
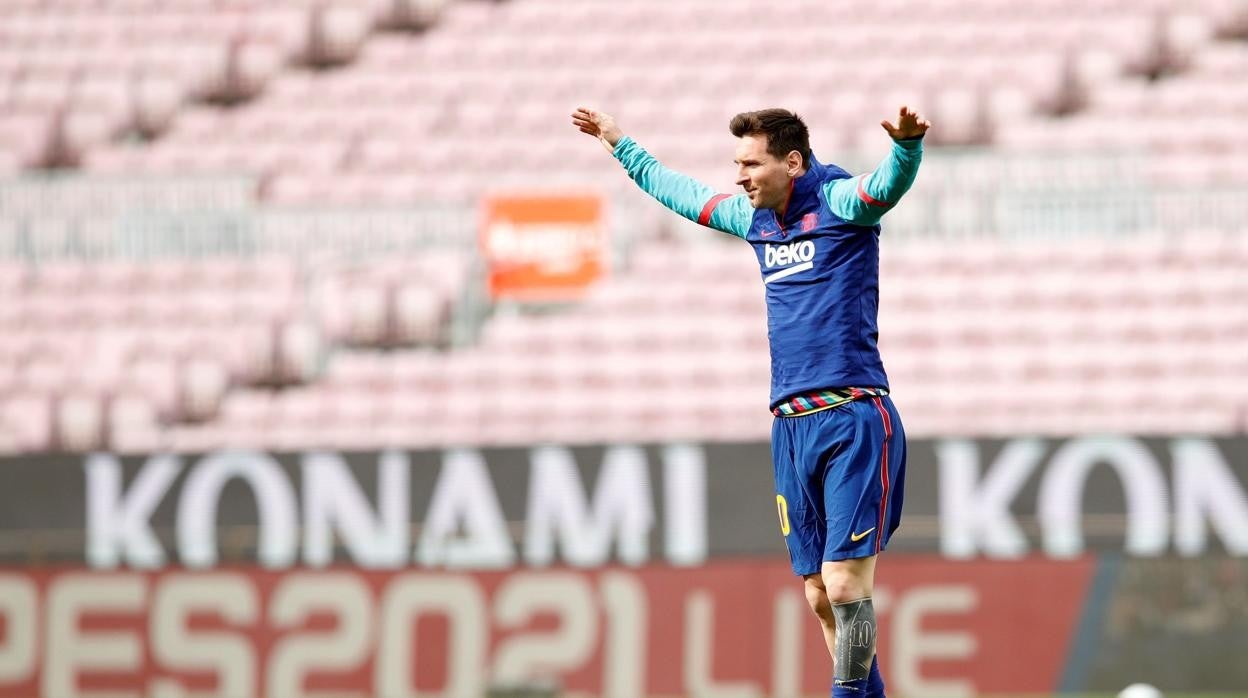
[{"x1": 827, "y1": 106, "x2": 930, "y2": 227}]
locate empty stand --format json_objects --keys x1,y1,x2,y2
[
  {"x1": 0, "y1": 243, "x2": 474, "y2": 452},
  {"x1": 999, "y1": 40, "x2": 1248, "y2": 183},
  {"x1": 0, "y1": 0, "x2": 447, "y2": 167},
  {"x1": 3, "y1": 0, "x2": 1248, "y2": 453},
  {"x1": 0, "y1": 231, "x2": 1223, "y2": 454},
  {"x1": 4, "y1": 0, "x2": 1243, "y2": 200}
]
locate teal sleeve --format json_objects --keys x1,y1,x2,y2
[
  {"x1": 825, "y1": 137, "x2": 924, "y2": 227},
  {"x1": 612, "y1": 136, "x2": 752, "y2": 239}
]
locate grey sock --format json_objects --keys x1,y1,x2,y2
[{"x1": 831, "y1": 597, "x2": 877, "y2": 682}]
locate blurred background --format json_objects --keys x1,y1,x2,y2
[{"x1": 1, "y1": 0, "x2": 1247, "y2": 696}]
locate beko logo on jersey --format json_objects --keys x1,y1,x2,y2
[
  {"x1": 764, "y1": 240, "x2": 815, "y2": 268},
  {"x1": 763, "y1": 240, "x2": 816, "y2": 283}
]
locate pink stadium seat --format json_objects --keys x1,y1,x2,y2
[
  {"x1": 0, "y1": 394, "x2": 54, "y2": 453},
  {"x1": 55, "y1": 393, "x2": 107, "y2": 451},
  {"x1": 182, "y1": 358, "x2": 230, "y2": 420},
  {"x1": 107, "y1": 394, "x2": 163, "y2": 453},
  {"x1": 275, "y1": 319, "x2": 323, "y2": 384}
]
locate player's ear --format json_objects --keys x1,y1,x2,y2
[{"x1": 786, "y1": 150, "x2": 803, "y2": 177}]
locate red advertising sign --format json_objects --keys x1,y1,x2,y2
[
  {"x1": 480, "y1": 193, "x2": 608, "y2": 302},
  {"x1": 0, "y1": 556, "x2": 1094, "y2": 698}
]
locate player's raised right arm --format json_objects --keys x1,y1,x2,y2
[
  {"x1": 572, "y1": 107, "x2": 751, "y2": 239},
  {"x1": 826, "y1": 106, "x2": 930, "y2": 228}
]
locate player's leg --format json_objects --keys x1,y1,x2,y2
[
  {"x1": 823, "y1": 555, "x2": 883, "y2": 696},
  {"x1": 819, "y1": 396, "x2": 906, "y2": 697},
  {"x1": 803, "y1": 572, "x2": 838, "y2": 658},
  {"x1": 799, "y1": 551, "x2": 881, "y2": 669},
  {"x1": 773, "y1": 414, "x2": 839, "y2": 654},
  {"x1": 773, "y1": 400, "x2": 905, "y2": 696}
]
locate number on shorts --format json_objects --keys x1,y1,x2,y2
[{"x1": 775, "y1": 494, "x2": 791, "y2": 536}]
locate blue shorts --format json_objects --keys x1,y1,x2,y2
[{"x1": 771, "y1": 395, "x2": 906, "y2": 575}]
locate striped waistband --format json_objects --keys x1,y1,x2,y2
[{"x1": 772, "y1": 387, "x2": 889, "y2": 417}]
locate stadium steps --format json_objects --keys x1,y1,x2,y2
[
  {"x1": 999, "y1": 29, "x2": 1248, "y2": 184},
  {"x1": 0, "y1": 0, "x2": 452, "y2": 170},
  {"x1": 10, "y1": 0, "x2": 1239, "y2": 204},
  {"x1": 103, "y1": 231, "x2": 1248, "y2": 454}
]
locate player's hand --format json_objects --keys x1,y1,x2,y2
[
  {"x1": 572, "y1": 107, "x2": 624, "y2": 153},
  {"x1": 880, "y1": 105, "x2": 931, "y2": 140}
]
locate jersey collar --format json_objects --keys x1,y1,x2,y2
[{"x1": 774, "y1": 153, "x2": 825, "y2": 230}]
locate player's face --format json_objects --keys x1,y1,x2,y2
[{"x1": 734, "y1": 135, "x2": 796, "y2": 210}]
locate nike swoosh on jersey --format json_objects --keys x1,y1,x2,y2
[{"x1": 850, "y1": 527, "x2": 876, "y2": 542}]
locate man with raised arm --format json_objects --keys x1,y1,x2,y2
[{"x1": 572, "y1": 105, "x2": 929, "y2": 698}]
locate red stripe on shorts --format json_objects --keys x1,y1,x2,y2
[
  {"x1": 875, "y1": 397, "x2": 893, "y2": 437},
  {"x1": 697, "y1": 194, "x2": 732, "y2": 226},
  {"x1": 871, "y1": 397, "x2": 892, "y2": 554}
]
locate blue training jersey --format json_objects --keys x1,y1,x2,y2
[{"x1": 612, "y1": 135, "x2": 924, "y2": 410}]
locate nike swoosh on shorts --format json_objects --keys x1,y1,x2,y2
[{"x1": 850, "y1": 527, "x2": 876, "y2": 542}]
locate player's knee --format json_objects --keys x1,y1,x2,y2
[
  {"x1": 803, "y1": 577, "x2": 835, "y2": 623},
  {"x1": 821, "y1": 566, "x2": 869, "y2": 604}
]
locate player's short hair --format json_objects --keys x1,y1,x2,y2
[{"x1": 729, "y1": 109, "x2": 811, "y2": 167}]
